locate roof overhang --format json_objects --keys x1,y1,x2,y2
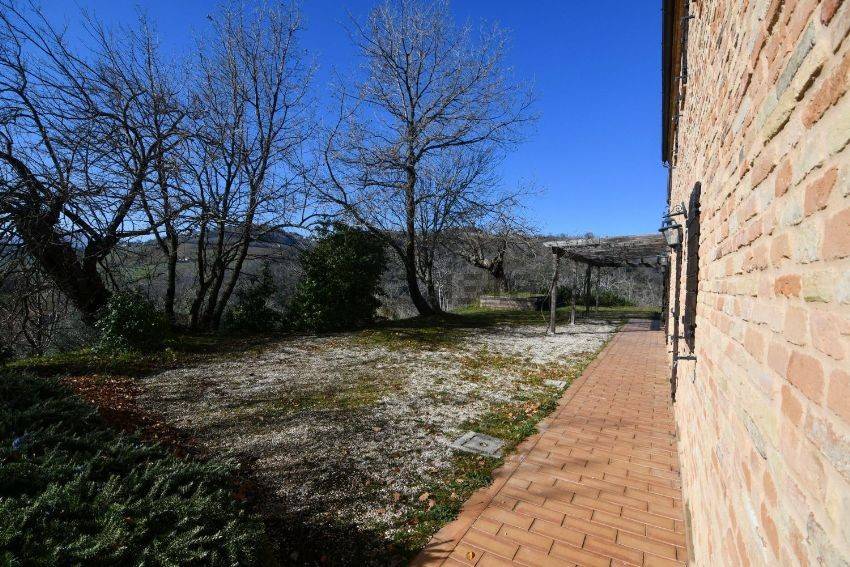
[{"x1": 661, "y1": 0, "x2": 685, "y2": 164}]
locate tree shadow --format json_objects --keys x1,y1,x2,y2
[
  {"x1": 259, "y1": 507, "x2": 409, "y2": 566},
  {"x1": 239, "y1": 467, "x2": 414, "y2": 567}
]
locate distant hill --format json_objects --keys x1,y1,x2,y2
[{"x1": 178, "y1": 227, "x2": 309, "y2": 249}]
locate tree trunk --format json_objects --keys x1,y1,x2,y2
[
  {"x1": 583, "y1": 263, "x2": 592, "y2": 315},
  {"x1": 404, "y1": 255, "x2": 435, "y2": 315},
  {"x1": 211, "y1": 232, "x2": 252, "y2": 329},
  {"x1": 493, "y1": 275, "x2": 506, "y2": 293},
  {"x1": 491, "y1": 258, "x2": 507, "y2": 293},
  {"x1": 189, "y1": 289, "x2": 204, "y2": 329},
  {"x1": 200, "y1": 267, "x2": 226, "y2": 329},
  {"x1": 14, "y1": 208, "x2": 109, "y2": 324},
  {"x1": 425, "y1": 271, "x2": 443, "y2": 313},
  {"x1": 164, "y1": 239, "x2": 178, "y2": 326},
  {"x1": 189, "y1": 277, "x2": 209, "y2": 330},
  {"x1": 1, "y1": 153, "x2": 110, "y2": 324},
  {"x1": 210, "y1": 182, "x2": 265, "y2": 329},
  {"x1": 404, "y1": 165, "x2": 434, "y2": 316},
  {"x1": 199, "y1": 218, "x2": 229, "y2": 329},
  {"x1": 189, "y1": 219, "x2": 209, "y2": 329}
]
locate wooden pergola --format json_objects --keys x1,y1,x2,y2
[{"x1": 542, "y1": 235, "x2": 669, "y2": 333}]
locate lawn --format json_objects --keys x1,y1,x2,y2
[{"x1": 4, "y1": 305, "x2": 657, "y2": 565}]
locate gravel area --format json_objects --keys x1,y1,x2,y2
[{"x1": 138, "y1": 320, "x2": 615, "y2": 552}]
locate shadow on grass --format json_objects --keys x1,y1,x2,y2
[
  {"x1": 6, "y1": 332, "x2": 283, "y2": 378},
  {"x1": 257, "y1": 503, "x2": 408, "y2": 566},
  {"x1": 247, "y1": 451, "x2": 495, "y2": 566}
]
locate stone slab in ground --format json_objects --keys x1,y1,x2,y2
[{"x1": 450, "y1": 431, "x2": 505, "y2": 457}]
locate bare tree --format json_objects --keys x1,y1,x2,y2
[
  {"x1": 413, "y1": 147, "x2": 535, "y2": 307},
  {"x1": 443, "y1": 182, "x2": 536, "y2": 294},
  {"x1": 0, "y1": 2, "x2": 183, "y2": 323},
  {"x1": 185, "y1": 3, "x2": 315, "y2": 330},
  {"x1": 324, "y1": 0, "x2": 534, "y2": 315},
  {"x1": 140, "y1": 139, "x2": 191, "y2": 326},
  {"x1": 120, "y1": 18, "x2": 193, "y2": 326}
]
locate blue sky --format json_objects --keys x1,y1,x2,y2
[{"x1": 44, "y1": 0, "x2": 667, "y2": 237}]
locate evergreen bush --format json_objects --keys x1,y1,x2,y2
[
  {"x1": 288, "y1": 224, "x2": 387, "y2": 332},
  {"x1": 95, "y1": 292, "x2": 169, "y2": 352},
  {"x1": 0, "y1": 372, "x2": 265, "y2": 565}
]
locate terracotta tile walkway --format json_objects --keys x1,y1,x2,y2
[{"x1": 412, "y1": 320, "x2": 687, "y2": 567}]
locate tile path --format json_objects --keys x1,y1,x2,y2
[{"x1": 412, "y1": 320, "x2": 687, "y2": 567}]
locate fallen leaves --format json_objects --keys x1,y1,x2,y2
[{"x1": 62, "y1": 374, "x2": 197, "y2": 456}]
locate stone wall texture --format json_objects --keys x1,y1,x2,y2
[{"x1": 665, "y1": 0, "x2": 850, "y2": 564}]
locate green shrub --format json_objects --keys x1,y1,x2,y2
[
  {"x1": 555, "y1": 286, "x2": 634, "y2": 308},
  {"x1": 288, "y1": 223, "x2": 387, "y2": 332},
  {"x1": 95, "y1": 292, "x2": 169, "y2": 352},
  {"x1": 223, "y1": 263, "x2": 281, "y2": 333},
  {"x1": 596, "y1": 289, "x2": 635, "y2": 307},
  {"x1": 0, "y1": 372, "x2": 265, "y2": 565}
]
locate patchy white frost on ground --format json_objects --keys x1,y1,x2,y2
[{"x1": 138, "y1": 320, "x2": 615, "y2": 539}]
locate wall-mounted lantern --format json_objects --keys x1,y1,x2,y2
[
  {"x1": 659, "y1": 218, "x2": 682, "y2": 248},
  {"x1": 659, "y1": 202, "x2": 686, "y2": 249}
]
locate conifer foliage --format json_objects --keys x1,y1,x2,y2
[
  {"x1": 0, "y1": 373, "x2": 265, "y2": 565},
  {"x1": 288, "y1": 224, "x2": 387, "y2": 332}
]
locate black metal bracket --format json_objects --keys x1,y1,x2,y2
[{"x1": 664, "y1": 202, "x2": 687, "y2": 218}]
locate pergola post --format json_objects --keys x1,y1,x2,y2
[
  {"x1": 547, "y1": 248, "x2": 563, "y2": 334},
  {"x1": 570, "y1": 266, "x2": 577, "y2": 325},
  {"x1": 541, "y1": 235, "x2": 668, "y2": 328}
]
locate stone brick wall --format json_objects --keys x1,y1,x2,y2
[
  {"x1": 478, "y1": 295, "x2": 546, "y2": 311},
  {"x1": 663, "y1": 0, "x2": 850, "y2": 564}
]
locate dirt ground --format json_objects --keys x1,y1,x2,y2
[{"x1": 137, "y1": 320, "x2": 616, "y2": 564}]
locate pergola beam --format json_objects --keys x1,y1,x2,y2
[
  {"x1": 543, "y1": 234, "x2": 668, "y2": 269},
  {"x1": 543, "y1": 234, "x2": 668, "y2": 334}
]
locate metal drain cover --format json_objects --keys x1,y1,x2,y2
[
  {"x1": 450, "y1": 431, "x2": 505, "y2": 457},
  {"x1": 544, "y1": 379, "x2": 568, "y2": 389}
]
